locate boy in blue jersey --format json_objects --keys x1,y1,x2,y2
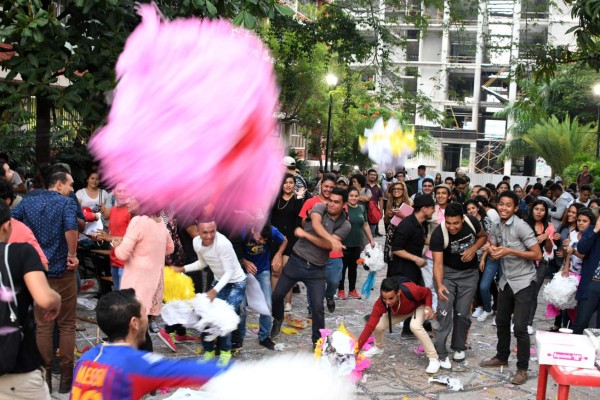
[
  {"x1": 239, "y1": 221, "x2": 287, "y2": 350},
  {"x1": 71, "y1": 289, "x2": 225, "y2": 400}
]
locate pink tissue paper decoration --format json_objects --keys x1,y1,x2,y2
[{"x1": 89, "y1": 3, "x2": 283, "y2": 230}]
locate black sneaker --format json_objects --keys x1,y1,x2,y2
[
  {"x1": 292, "y1": 284, "x2": 301, "y2": 294},
  {"x1": 401, "y1": 329, "x2": 415, "y2": 338},
  {"x1": 259, "y1": 337, "x2": 276, "y2": 350},
  {"x1": 326, "y1": 298, "x2": 335, "y2": 313},
  {"x1": 423, "y1": 320, "x2": 432, "y2": 332},
  {"x1": 271, "y1": 318, "x2": 283, "y2": 339}
]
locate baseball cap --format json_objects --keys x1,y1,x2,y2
[
  {"x1": 337, "y1": 177, "x2": 349, "y2": 185},
  {"x1": 282, "y1": 156, "x2": 296, "y2": 168}
]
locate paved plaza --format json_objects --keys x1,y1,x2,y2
[{"x1": 52, "y1": 236, "x2": 600, "y2": 399}]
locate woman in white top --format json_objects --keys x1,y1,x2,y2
[
  {"x1": 75, "y1": 172, "x2": 112, "y2": 242},
  {"x1": 75, "y1": 172, "x2": 112, "y2": 212}
]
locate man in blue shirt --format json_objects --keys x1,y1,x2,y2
[
  {"x1": 12, "y1": 171, "x2": 79, "y2": 393},
  {"x1": 239, "y1": 221, "x2": 287, "y2": 350},
  {"x1": 72, "y1": 289, "x2": 224, "y2": 399}
]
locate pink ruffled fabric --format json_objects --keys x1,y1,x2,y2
[{"x1": 89, "y1": 4, "x2": 283, "y2": 230}]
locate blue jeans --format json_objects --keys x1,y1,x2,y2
[
  {"x1": 307, "y1": 257, "x2": 342, "y2": 314},
  {"x1": 325, "y1": 258, "x2": 343, "y2": 299},
  {"x1": 110, "y1": 266, "x2": 124, "y2": 290},
  {"x1": 480, "y1": 258, "x2": 500, "y2": 312},
  {"x1": 239, "y1": 270, "x2": 272, "y2": 341},
  {"x1": 202, "y1": 279, "x2": 247, "y2": 352},
  {"x1": 272, "y1": 254, "x2": 326, "y2": 344}
]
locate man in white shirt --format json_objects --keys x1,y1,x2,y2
[{"x1": 176, "y1": 219, "x2": 246, "y2": 367}]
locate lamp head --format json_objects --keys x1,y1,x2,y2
[
  {"x1": 326, "y1": 74, "x2": 338, "y2": 87},
  {"x1": 593, "y1": 83, "x2": 600, "y2": 97}
]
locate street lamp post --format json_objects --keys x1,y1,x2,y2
[
  {"x1": 594, "y1": 84, "x2": 600, "y2": 159},
  {"x1": 324, "y1": 74, "x2": 338, "y2": 172}
]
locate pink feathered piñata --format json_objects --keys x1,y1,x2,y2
[{"x1": 89, "y1": 4, "x2": 283, "y2": 229}]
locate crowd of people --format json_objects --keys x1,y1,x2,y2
[{"x1": 1, "y1": 154, "x2": 600, "y2": 398}]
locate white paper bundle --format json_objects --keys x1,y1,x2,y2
[
  {"x1": 190, "y1": 294, "x2": 240, "y2": 341},
  {"x1": 543, "y1": 273, "x2": 579, "y2": 310}
]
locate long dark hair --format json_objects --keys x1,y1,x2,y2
[
  {"x1": 280, "y1": 172, "x2": 295, "y2": 196},
  {"x1": 463, "y1": 199, "x2": 486, "y2": 220},
  {"x1": 526, "y1": 200, "x2": 549, "y2": 233}
]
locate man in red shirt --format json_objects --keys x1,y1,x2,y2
[{"x1": 357, "y1": 277, "x2": 440, "y2": 373}]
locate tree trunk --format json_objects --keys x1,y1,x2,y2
[
  {"x1": 35, "y1": 96, "x2": 51, "y2": 166},
  {"x1": 523, "y1": 155, "x2": 536, "y2": 177}
]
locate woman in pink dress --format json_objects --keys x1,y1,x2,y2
[{"x1": 113, "y1": 198, "x2": 174, "y2": 352}]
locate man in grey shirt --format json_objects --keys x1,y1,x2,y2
[
  {"x1": 480, "y1": 191, "x2": 541, "y2": 386},
  {"x1": 270, "y1": 187, "x2": 351, "y2": 346}
]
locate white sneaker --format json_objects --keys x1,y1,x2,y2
[
  {"x1": 527, "y1": 325, "x2": 534, "y2": 335},
  {"x1": 284, "y1": 303, "x2": 292, "y2": 312},
  {"x1": 363, "y1": 346, "x2": 384, "y2": 357},
  {"x1": 426, "y1": 358, "x2": 441, "y2": 374},
  {"x1": 477, "y1": 310, "x2": 491, "y2": 322},
  {"x1": 439, "y1": 356, "x2": 452, "y2": 370},
  {"x1": 492, "y1": 317, "x2": 497, "y2": 326},
  {"x1": 453, "y1": 351, "x2": 465, "y2": 362},
  {"x1": 472, "y1": 307, "x2": 483, "y2": 318}
]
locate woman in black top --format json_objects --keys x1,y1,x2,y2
[
  {"x1": 525, "y1": 200, "x2": 554, "y2": 330},
  {"x1": 269, "y1": 173, "x2": 305, "y2": 310}
]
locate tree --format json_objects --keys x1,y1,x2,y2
[
  {"x1": 0, "y1": 0, "x2": 296, "y2": 166},
  {"x1": 519, "y1": 115, "x2": 594, "y2": 177},
  {"x1": 498, "y1": 64, "x2": 600, "y2": 168},
  {"x1": 527, "y1": 0, "x2": 600, "y2": 80}
]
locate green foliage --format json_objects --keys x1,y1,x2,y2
[
  {"x1": 499, "y1": 64, "x2": 600, "y2": 162},
  {"x1": 521, "y1": 115, "x2": 595, "y2": 176},
  {"x1": 0, "y1": 0, "x2": 440, "y2": 170},
  {"x1": 526, "y1": 0, "x2": 600, "y2": 80},
  {"x1": 562, "y1": 154, "x2": 600, "y2": 187}
]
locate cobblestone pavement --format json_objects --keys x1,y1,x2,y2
[{"x1": 53, "y1": 236, "x2": 600, "y2": 399}]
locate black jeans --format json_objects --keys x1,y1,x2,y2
[
  {"x1": 340, "y1": 246, "x2": 361, "y2": 291},
  {"x1": 272, "y1": 254, "x2": 326, "y2": 344},
  {"x1": 528, "y1": 260, "x2": 548, "y2": 326},
  {"x1": 574, "y1": 280, "x2": 600, "y2": 334},
  {"x1": 495, "y1": 281, "x2": 536, "y2": 370}
]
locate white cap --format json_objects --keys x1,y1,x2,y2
[{"x1": 282, "y1": 156, "x2": 296, "y2": 168}]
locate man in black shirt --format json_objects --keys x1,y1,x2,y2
[
  {"x1": 430, "y1": 202, "x2": 486, "y2": 369},
  {"x1": 0, "y1": 202, "x2": 61, "y2": 398},
  {"x1": 389, "y1": 194, "x2": 435, "y2": 284}
]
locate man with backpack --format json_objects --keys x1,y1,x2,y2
[
  {"x1": 0, "y1": 202, "x2": 61, "y2": 399},
  {"x1": 430, "y1": 202, "x2": 486, "y2": 369},
  {"x1": 356, "y1": 277, "x2": 440, "y2": 373}
]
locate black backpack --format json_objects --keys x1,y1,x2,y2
[
  {"x1": 381, "y1": 275, "x2": 420, "y2": 333},
  {"x1": 0, "y1": 244, "x2": 23, "y2": 375}
]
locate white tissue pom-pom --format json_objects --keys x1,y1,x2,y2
[
  {"x1": 543, "y1": 273, "x2": 579, "y2": 310},
  {"x1": 202, "y1": 354, "x2": 355, "y2": 400},
  {"x1": 161, "y1": 300, "x2": 199, "y2": 327},
  {"x1": 190, "y1": 294, "x2": 240, "y2": 341},
  {"x1": 360, "y1": 244, "x2": 385, "y2": 272}
]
